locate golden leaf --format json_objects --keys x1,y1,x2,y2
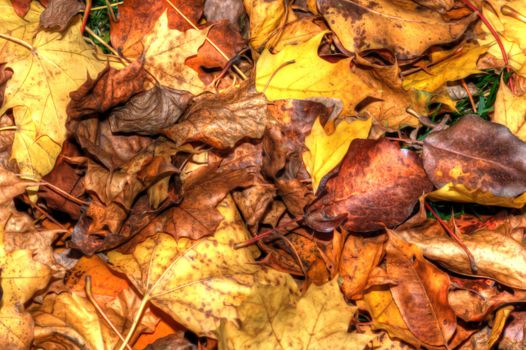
[
  {"x1": 429, "y1": 183, "x2": 526, "y2": 209},
  {"x1": 0, "y1": 1, "x2": 105, "y2": 179},
  {"x1": 108, "y1": 196, "x2": 261, "y2": 336},
  {"x1": 493, "y1": 78, "x2": 526, "y2": 141},
  {"x1": 303, "y1": 117, "x2": 372, "y2": 192},
  {"x1": 243, "y1": 0, "x2": 286, "y2": 49},
  {"x1": 143, "y1": 12, "x2": 208, "y2": 95}
]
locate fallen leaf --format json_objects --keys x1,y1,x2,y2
[
  {"x1": 305, "y1": 139, "x2": 432, "y2": 232},
  {"x1": 396, "y1": 220, "x2": 526, "y2": 289},
  {"x1": 108, "y1": 196, "x2": 261, "y2": 336},
  {"x1": 268, "y1": 13, "x2": 324, "y2": 52},
  {"x1": 488, "y1": 306, "x2": 514, "y2": 349},
  {"x1": 143, "y1": 333, "x2": 196, "y2": 350},
  {"x1": 302, "y1": 117, "x2": 372, "y2": 192},
  {"x1": 494, "y1": 78, "x2": 526, "y2": 141},
  {"x1": 219, "y1": 276, "x2": 377, "y2": 350},
  {"x1": 39, "y1": 0, "x2": 84, "y2": 32},
  {"x1": 243, "y1": 0, "x2": 286, "y2": 49},
  {"x1": 318, "y1": 0, "x2": 475, "y2": 59},
  {"x1": 110, "y1": 0, "x2": 203, "y2": 58},
  {"x1": 164, "y1": 83, "x2": 267, "y2": 149},
  {"x1": 109, "y1": 85, "x2": 191, "y2": 135},
  {"x1": 499, "y1": 311, "x2": 526, "y2": 350},
  {"x1": 204, "y1": 0, "x2": 244, "y2": 29},
  {"x1": 67, "y1": 61, "x2": 146, "y2": 119},
  {"x1": 386, "y1": 232, "x2": 456, "y2": 347},
  {"x1": 0, "y1": 64, "x2": 12, "y2": 107},
  {"x1": 403, "y1": 44, "x2": 488, "y2": 92},
  {"x1": 10, "y1": 0, "x2": 31, "y2": 17},
  {"x1": 0, "y1": 4, "x2": 105, "y2": 179},
  {"x1": 423, "y1": 115, "x2": 526, "y2": 207},
  {"x1": 339, "y1": 234, "x2": 385, "y2": 299},
  {"x1": 0, "y1": 306, "x2": 33, "y2": 350},
  {"x1": 142, "y1": 12, "x2": 208, "y2": 95}
]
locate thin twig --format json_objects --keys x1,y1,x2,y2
[
  {"x1": 262, "y1": 60, "x2": 296, "y2": 93},
  {"x1": 81, "y1": 0, "x2": 92, "y2": 34},
  {"x1": 461, "y1": 78, "x2": 477, "y2": 113},
  {"x1": 84, "y1": 1, "x2": 123, "y2": 11},
  {"x1": 104, "y1": 0, "x2": 118, "y2": 22},
  {"x1": 85, "y1": 276, "x2": 133, "y2": 350},
  {"x1": 163, "y1": 0, "x2": 248, "y2": 81},
  {"x1": 0, "y1": 33, "x2": 33, "y2": 51}
]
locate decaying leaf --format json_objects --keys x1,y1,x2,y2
[
  {"x1": 424, "y1": 115, "x2": 526, "y2": 207},
  {"x1": 164, "y1": 83, "x2": 267, "y2": 149},
  {"x1": 318, "y1": 0, "x2": 476, "y2": 59},
  {"x1": 108, "y1": 196, "x2": 261, "y2": 336},
  {"x1": 302, "y1": 117, "x2": 372, "y2": 193},
  {"x1": 396, "y1": 220, "x2": 526, "y2": 289},
  {"x1": 39, "y1": 0, "x2": 84, "y2": 32},
  {"x1": 305, "y1": 139, "x2": 432, "y2": 232},
  {"x1": 0, "y1": 2, "x2": 105, "y2": 179}
]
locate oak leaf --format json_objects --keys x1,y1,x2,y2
[
  {"x1": 0, "y1": 3, "x2": 106, "y2": 179},
  {"x1": 303, "y1": 117, "x2": 372, "y2": 192}
]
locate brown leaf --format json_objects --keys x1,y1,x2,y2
[
  {"x1": 339, "y1": 233, "x2": 386, "y2": 299},
  {"x1": 499, "y1": 311, "x2": 526, "y2": 350},
  {"x1": 232, "y1": 183, "x2": 275, "y2": 227},
  {"x1": 163, "y1": 83, "x2": 267, "y2": 149},
  {"x1": 0, "y1": 64, "x2": 13, "y2": 107},
  {"x1": 39, "y1": 0, "x2": 84, "y2": 32},
  {"x1": 144, "y1": 333, "x2": 196, "y2": 350},
  {"x1": 397, "y1": 218, "x2": 526, "y2": 289},
  {"x1": 110, "y1": 0, "x2": 203, "y2": 58},
  {"x1": 386, "y1": 232, "x2": 457, "y2": 347},
  {"x1": 423, "y1": 115, "x2": 526, "y2": 198},
  {"x1": 109, "y1": 86, "x2": 192, "y2": 135},
  {"x1": 204, "y1": 0, "x2": 244, "y2": 28},
  {"x1": 67, "y1": 61, "x2": 146, "y2": 119},
  {"x1": 68, "y1": 118, "x2": 152, "y2": 169},
  {"x1": 305, "y1": 139, "x2": 432, "y2": 232},
  {"x1": 10, "y1": 0, "x2": 32, "y2": 17}
]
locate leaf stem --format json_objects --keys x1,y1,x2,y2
[
  {"x1": 84, "y1": 26, "x2": 129, "y2": 65},
  {"x1": 81, "y1": 0, "x2": 92, "y2": 34},
  {"x1": 103, "y1": 0, "x2": 118, "y2": 22},
  {"x1": 0, "y1": 33, "x2": 34, "y2": 51},
  {"x1": 117, "y1": 293, "x2": 150, "y2": 350},
  {"x1": 85, "y1": 1, "x2": 123, "y2": 11}
]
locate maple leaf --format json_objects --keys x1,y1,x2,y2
[
  {"x1": 302, "y1": 117, "x2": 372, "y2": 193},
  {"x1": 108, "y1": 196, "x2": 262, "y2": 337},
  {"x1": 493, "y1": 78, "x2": 526, "y2": 141},
  {"x1": 0, "y1": 1, "x2": 106, "y2": 180},
  {"x1": 219, "y1": 277, "x2": 378, "y2": 350},
  {"x1": 142, "y1": 12, "x2": 208, "y2": 95}
]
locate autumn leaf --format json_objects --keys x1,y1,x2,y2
[
  {"x1": 318, "y1": 0, "x2": 476, "y2": 59},
  {"x1": 219, "y1": 276, "x2": 377, "y2": 350},
  {"x1": 302, "y1": 117, "x2": 372, "y2": 193},
  {"x1": 0, "y1": 1, "x2": 106, "y2": 179},
  {"x1": 493, "y1": 78, "x2": 526, "y2": 141},
  {"x1": 143, "y1": 12, "x2": 208, "y2": 95},
  {"x1": 108, "y1": 196, "x2": 261, "y2": 336},
  {"x1": 243, "y1": 0, "x2": 286, "y2": 49},
  {"x1": 424, "y1": 115, "x2": 526, "y2": 208}
]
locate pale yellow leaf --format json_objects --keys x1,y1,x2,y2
[
  {"x1": 493, "y1": 79, "x2": 526, "y2": 141},
  {"x1": 428, "y1": 183, "x2": 526, "y2": 209},
  {"x1": 303, "y1": 118, "x2": 372, "y2": 192}
]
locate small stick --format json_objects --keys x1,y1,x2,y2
[
  {"x1": 461, "y1": 78, "x2": 478, "y2": 113},
  {"x1": 425, "y1": 201, "x2": 477, "y2": 272},
  {"x1": 81, "y1": 0, "x2": 92, "y2": 34},
  {"x1": 85, "y1": 276, "x2": 133, "y2": 350},
  {"x1": 234, "y1": 216, "x2": 302, "y2": 249},
  {"x1": 86, "y1": 1, "x2": 123, "y2": 11},
  {"x1": 103, "y1": 0, "x2": 118, "y2": 22}
]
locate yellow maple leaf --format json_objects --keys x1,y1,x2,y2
[
  {"x1": 493, "y1": 79, "x2": 526, "y2": 141},
  {"x1": 108, "y1": 196, "x2": 261, "y2": 337},
  {"x1": 303, "y1": 117, "x2": 372, "y2": 192},
  {"x1": 219, "y1": 277, "x2": 377, "y2": 350},
  {"x1": 0, "y1": 1, "x2": 105, "y2": 180},
  {"x1": 255, "y1": 31, "x2": 375, "y2": 116},
  {"x1": 403, "y1": 44, "x2": 488, "y2": 92},
  {"x1": 143, "y1": 12, "x2": 208, "y2": 95},
  {"x1": 478, "y1": 0, "x2": 526, "y2": 76},
  {"x1": 0, "y1": 0, "x2": 40, "y2": 59}
]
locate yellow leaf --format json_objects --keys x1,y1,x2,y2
[
  {"x1": 0, "y1": 0, "x2": 40, "y2": 59},
  {"x1": 0, "y1": 306, "x2": 33, "y2": 350},
  {"x1": 108, "y1": 196, "x2": 261, "y2": 336},
  {"x1": 403, "y1": 44, "x2": 488, "y2": 92},
  {"x1": 493, "y1": 79, "x2": 526, "y2": 141},
  {"x1": 143, "y1": 12, "x2": 208, "y2": 95},
  {"x1": 243, "y1": 0, "x2": 286, "y2": 49},
  {"x1": 303, "y1": 118, "x2": 372, "y2": 192},
  {"x1": 256, "y1": 31, "x2": 375, "y2": 116},
  {"x1": 219, "y1": 277, "x2": 377, "y2": 350},
  {"x1": 428, "y1": 183, "x2": 526, "y2": 209},
  {"x1": 479, "y1": 0, "x2": 526, "y2": 76},
  {"x1": 270, "y1": 13, "x2": 324, "y2": 52},
  {"x1": 488, "y1": 305, "x2": 514, "y2": 350},
  {"x1": 0, "y1": 3, "x2": 105, "y2": 179}
]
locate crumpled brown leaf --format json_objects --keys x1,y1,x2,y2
[
  {"x1": 305, "y1": 138, "x2": 432, "y2": 232},
  {"x1": 39, "y1": 0, "x2": 84, "y2": 32},
  {"x1": 164, "y1": 83, "x2": 267, "y2": 149},
  {"x1": 67, "y1": 61, "x2": 146, "y2": 119},
  {"x1": 109, "y1": 86, "x2": 192, "y2": 135}
]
